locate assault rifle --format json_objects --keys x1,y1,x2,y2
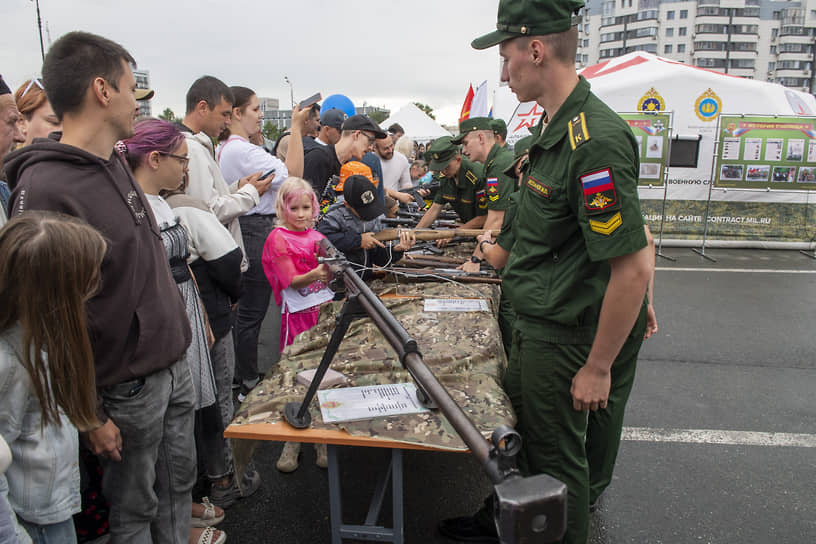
[{"x1": 284, "y1": 240, "x2": 567, "y2": 543}]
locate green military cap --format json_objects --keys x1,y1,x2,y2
[
  {"x1": 427, "y1": 136, "x2": 460, "y2": 171},
  {"x1": 471, "y1": 0, "x2": 586, "y2": 50},
  {"x1": 451, "y1": 117, "x2": 493, "y2": 144},
  {"x1": 503, "y1": 135, "x2": 534, "y2": 177},
  {"x1": 491, "y1": 118, "x2": 507, "y2": 138}
]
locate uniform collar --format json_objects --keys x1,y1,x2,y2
[
  {"x1": 534, "y1": 76, "x2": 591, "y2": 151},
  {"x1": 485, "y1": 143, "x2": 502, "y2": 169}
]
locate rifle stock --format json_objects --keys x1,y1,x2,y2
[{"x1": 375, "y1": 228, "x2": 484, "y2": 242}]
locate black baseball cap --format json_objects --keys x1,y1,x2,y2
[
  {"x1": 342, "y1": 114, "x2": 387, "y2": 139},
  {"x1": 320, "y1": 108, "x2": 347, "y2": 129},
  {"x1": 343, "y1": 175, "x2": 386, "y2": 220}
]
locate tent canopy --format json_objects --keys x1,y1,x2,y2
[{"x1": 380, "y1": 103, "x2": 451, "y2": 143}]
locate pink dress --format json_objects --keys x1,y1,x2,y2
[{"x1": 262, "y1": 227, "x2": 331, "y2": 351}]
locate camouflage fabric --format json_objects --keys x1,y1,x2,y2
[{"x1": 232, "y1": 281, "x2": 513, "y2": 452}]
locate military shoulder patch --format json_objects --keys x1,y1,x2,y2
[
  {"x1": 589, "y1": 212, "x2": 622, "y2": 235},
  {"x1": 580, "y1": 168, "x2": 618, "y2": 215},
  {"x1": 568, "y1": 112, "x2": 590, "y2": 150},
  {"x1": 526, "y1": 176, "x2": 551, "y2": 198},
  {"x1": 486, "y1": 177, "x2": 500, "y2": 201},
  {"x1": 476, "y1": 189, "x2": 487, "y2": 209}
]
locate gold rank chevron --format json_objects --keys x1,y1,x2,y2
[{"x1": 589, "y1": 212, "x2": 622, "y2": 235}]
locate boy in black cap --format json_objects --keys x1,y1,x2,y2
[{"x1": 317, "y1": 175, "x2": 414, "y2": 277}]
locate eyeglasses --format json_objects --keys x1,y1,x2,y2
[
  {"x1": 361, "y1": 132, "x2": 375, "y2": 145},
  {"x1": 160, "y1": 152, "x2": 189, "y2": 168},
  {"x1": 21, "y1": 78, "x2": 44, "y2": 98}
]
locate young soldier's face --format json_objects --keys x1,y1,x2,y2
[{"x1": 500, "y1": 38, "x2": 537, "y2": 103}]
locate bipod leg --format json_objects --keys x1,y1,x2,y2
[{"x1": 284, "y1": 296, "x2": 366, "y2": 428}]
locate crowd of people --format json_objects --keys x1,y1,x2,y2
[{"x1": 0, "y1": 0, "x2": 662, "y2": 541}]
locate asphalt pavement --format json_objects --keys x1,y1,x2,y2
[{"x1": 219, "y1": 248, "x2": 816, "y2": 544}]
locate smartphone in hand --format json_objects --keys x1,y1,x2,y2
[
  {"x1": 261, "y1": 168, "x2": 276, "y2": 179},
  {"x1": 298, "y1": 92, "x2": 322, "y2": 110}
]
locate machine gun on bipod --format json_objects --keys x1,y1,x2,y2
[{"x1": 283, "y1": 239, "x2": 567, "y2": 544}]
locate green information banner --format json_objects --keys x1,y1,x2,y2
[
  {"x1": 715, "y1": 115, "x2": 816, "y2": 190},
  {"x1": 620, "y1": 112, "x2": 670, "y2": 187}
]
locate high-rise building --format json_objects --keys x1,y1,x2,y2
[
  {"x1": 576, "y1": 0, "x2": 816, "y2": 93},
  {"x1": 133, "y1": 69, "x2": 152, "y2": 118}
]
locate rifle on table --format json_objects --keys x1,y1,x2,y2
[
  {"x1": 374, "y1": 228, "x2": 484, "y2": 242},
  {"x1": 383, "y1": 267, "x2": 501, "y2": 284},
  {"x1": 283, "y1": 239, "x2": 567, "y2": 543}
]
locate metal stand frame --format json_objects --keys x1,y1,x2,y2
[
  {"x1": 328, "y1": 446, "x2": 404, "y2": 544},
  {"x1": 692, "y1": 115, "x2": 722, "y2": 262},
  {"x1": 656, "y1": 111, "x2": 677, "y2": 262}
]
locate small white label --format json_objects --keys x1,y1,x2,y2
[{"x1": 423, "y1": 298, "x2": 489, "y2": 312}]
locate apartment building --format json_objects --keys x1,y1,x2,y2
[{"x1": 577, "y1": 0, "x2": 816, "y2": 93}]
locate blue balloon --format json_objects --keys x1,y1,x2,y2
[{"x1": 321, "y1": 94, "x2": 356, "y2": 117}]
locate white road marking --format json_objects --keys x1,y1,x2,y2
[
  {"x1": 622, "y1": 427, "x2": 816, "y2": 448},
  {"x1": 656, "y1": 267, "x2": 816, "y2": 274}
]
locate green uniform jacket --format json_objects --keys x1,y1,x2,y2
[
  {"x1": 433, "y1": 156, "x2": 487, "y2": 223},
  {"x1": 484, "y1": 144, "x2": 516, "y2": 211},
  {"x1": 503, "y1": 76, "x2": 647, "y2": 342}
]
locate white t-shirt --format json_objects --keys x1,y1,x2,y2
[
  {"x1": 146, "y1": 194, "x2": 177, "y2": 228},
  {"x1": 380, "y1": 151, "x2": 412, "y2": 191},
  {"x1": 216, "y1": 135, "x2": 288, "y2": 216}
]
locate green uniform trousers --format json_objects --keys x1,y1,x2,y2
[
  {"x1": 504, "y1": 306, "x2": 646, "y2": 544},
  {"x1": 497, "y1": 289, "x2": 516, "y2": 358}
]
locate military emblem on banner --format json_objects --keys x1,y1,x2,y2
[
  {"x1": 637, "y1": 87, "x2": 665, "y2": 113},
  {"x1": 695, "y1": 88, "x2": 721, "y2": 122},
  {"x1": 486, "y1": 178, "x2": 499, "y2": 201},
  {"x1": 476, "y1": 189, "x2": 487, "y2": 208},
  {"x1": 580, "y1": 168, "x2": 618, "y2": 215}
]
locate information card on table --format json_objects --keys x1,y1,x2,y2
[
  {"x1": 423, "y1": 298, "x2": 489, "y2": 312},
  {"x1": 317, "y1": 383, "x2": 430, "y2": 423}
]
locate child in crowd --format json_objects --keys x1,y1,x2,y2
[
  {"x1": 318, "y1": 175, "x2": 416, "y2": 279},
  {"x1": 261, "y1": 177, "x2": 333, "y2": 472},
  {"x1": 0, "y1": 212, "x2": 105, "y2": 544}
]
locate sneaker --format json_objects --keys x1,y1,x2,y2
[
  {"x1": 438, "y1": 514, "x2": 498, "y2": 543},
  {"x1": 209, "y1": 469, "x2": 261, "y2": 509},
  {"x1": 276, "y1": 442, "x2": 301, "y2": 472},
  {"x1": 314, "y1": 443, "x2": 328, "y2": 469}
]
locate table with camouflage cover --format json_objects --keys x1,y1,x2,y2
[{"x1": 229, "y1": 279, "x2": 515, "y2": 452}]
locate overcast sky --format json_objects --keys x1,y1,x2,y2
[{"x1": 1, "y1": 0, "x2": 506, "y2": 127}]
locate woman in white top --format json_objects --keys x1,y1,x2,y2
[{"x1": 215, "y1": 87, "x2": 306, "y2": 400}]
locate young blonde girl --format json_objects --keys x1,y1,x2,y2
[
  {"x1": 0, "y1": 212, "x2": 105, "y2": 544},
  {"x1": 262, "y1": 177, "x2": 332, "y2": 351},
  {"x1": 261, "y1": 177, "x2": 332, "y2": 472}
]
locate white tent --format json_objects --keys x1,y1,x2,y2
[
  {"x1": 380, "y1": 103, "x2": 451, "y2": 144},
  {"x1": 490, "y1": 52, "x2": 816, "y2": 245}
]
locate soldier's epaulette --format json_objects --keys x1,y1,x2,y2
[
  {"x1": 568, "y1": 112, "x2": 590, "y2": 150},
  {"x1": 464, "y1": 169, "x2": 478, "y2": 184}
]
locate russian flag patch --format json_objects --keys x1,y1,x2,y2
[{"x1": 580, "y1": 168, "x2": 618, "y2": 214}]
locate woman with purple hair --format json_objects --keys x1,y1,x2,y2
[{"x1": 121, "y1": 119, "x2": 231, "y2": 544}]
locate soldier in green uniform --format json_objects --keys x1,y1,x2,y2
[
  {"x1": 416, "y1": 136, "x2": 487, "y2": 229},
  {"x1": 491, "y1": 118, "x2": 508, "y2": 148},
  {"x1": 439, "y1": 1, "x2": 653, "y2": 543},
  {"x1": 452, "y1": 117, "x2": 516, "y2": 273}
]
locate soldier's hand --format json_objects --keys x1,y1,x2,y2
[
  {"x1": 477, "y1": 230, "x2": 496, "y2": 245},
  {"x1": 570, "y1": 365, "x2": 611, "y2": 412},
  {"x1": 360, "y1": 232, "x2": 385, "y2": 250},
  {"x1": 644, "y1": 304, "x2": 658, "y2": 340},
  {"x1": 435, "y1": 238, "x2": 450, "y2": 248},
  {"x1": 417, "y1": 188, "x2": 430, "y2": 197},
  {"x1": 458, "y1": 260, "x2": 481, "y2": 274}
]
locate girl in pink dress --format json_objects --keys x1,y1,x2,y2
[
  {"x1": 262, "y1": 177, "x2": 332, "y2": 351},
  {"x1": 261, "y1": 177, "x2": 333, "y2": 472}
]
